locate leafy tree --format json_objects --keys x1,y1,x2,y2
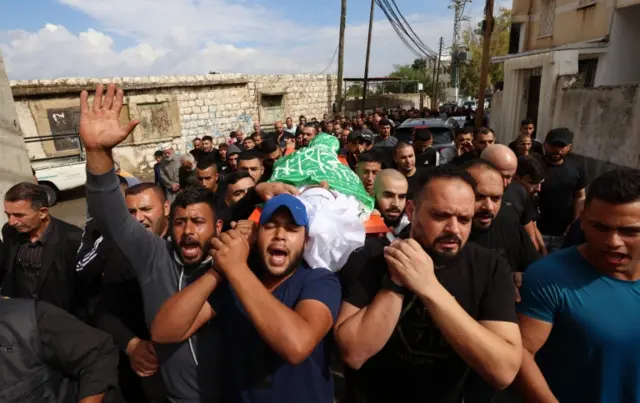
[
  {"x1": 346, "y1": 83, "x2": 364, "y2": 98},
  {"x1": 384, "y1": 61, "x2": 435, "y2": 94},
  {"x1": 459, "y1": 7, "x2": 511, "y2": 98}
]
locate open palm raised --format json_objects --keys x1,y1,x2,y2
[{"x1": 79, "y1": 83, "x2": 140, "y2": 150}]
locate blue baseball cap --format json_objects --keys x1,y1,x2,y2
[{"x1": 259, "y1": 194, "x2": 309, "y2": 230}]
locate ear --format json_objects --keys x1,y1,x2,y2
[
  {"x1": 216, "y1": 219, "x2": 223, "y2": 235},
  {"x1": 39, "y1": 207, "x2": 49, "y2": 219},
  {"x1": 405, "y1": 200, "x2": 417, "y2": 221},
  {"x1": 163, "y1": 201, "x2": 171, "y2": 218}
]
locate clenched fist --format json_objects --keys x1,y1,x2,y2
[{"x1": 211, "y1": 230, "x2": 250, "y2": 275}]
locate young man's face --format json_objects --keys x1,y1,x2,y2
[
  {"x1": 126, "y1": 189, "x2": 170, "y2": 236},
  {"x1": 357, "y1": 161, "x2": 382, "y2": 195},
  {"x1": 225, "y1": 177, "x2": 255, "y2": 206},
  {"x1": 172, "y1": 203, "x2": 221, "y2": 265},
  {"x1": 196, "y1": 166, "x2": 218, "y2": 191},
  {"x1": 203, "y1": 140, "x2": 213, "y2": 152},
  {"x1": 520, "y1": 124, "x2": 535, "y2": 136},
  {"x1": 257, "y1": 209, "x2": 307, "y2": 278},
  {"x1": 238, "y1": 158, "x2": 264, "y2": 183},
  {"x1": 243, "y1": 138, "x2": 256, "y2": 150}
]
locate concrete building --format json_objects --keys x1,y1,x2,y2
[
  {"x1": 0, "y1": 52, "x2": 33, "y2": 228},
  {"x1": 11, "y1": 74, "x2": 337, "y2": 176},
  {"x1": 492, "y1": 0, "x2": 640, "y2": 144}
]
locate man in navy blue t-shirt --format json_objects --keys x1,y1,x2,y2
[
  {"x1": 516, "y1": 169, "x2": 640, "y2": 402},
  {"x1": 151, "y1": 194, "x2": 341, "y2": 403}
]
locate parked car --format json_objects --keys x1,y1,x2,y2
[
  {"x1": 394, "y1": 118, "x2": 457, "y2": 164},
  {"x1": 463, "y1": 100, "x2": 477, "y2": 110},
  {"x1": 26, "y1": 133, "x2": 86, "y2": 206}
]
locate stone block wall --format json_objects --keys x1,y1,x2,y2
[{"x1": 11, "y1": 73, "x2": 337, "y2": 175}]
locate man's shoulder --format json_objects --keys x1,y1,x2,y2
[
  {"x1": 526, "y1": 247, "x2": 582, "y2": 281},
  {"x1": 51, "y1": 217, "x2": 83, "y2": 237},
  {"x1": 459, "y1": 242, "x2": 510, "y2": 274}
]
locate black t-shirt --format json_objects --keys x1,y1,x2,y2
[
  {"x1": 538, "y1": 157, "x2": 586, "y2": 235},
  {"x1": 340, "y1": 242, "x2": 517, "y2": 403},
  {"x1": 450, "y1": 151, "x2": 477, "y2": 166},
  {"x1": 406, "y1": 167, "x2": 432, "y2": 200},
  {"x1": 469, "y1": 212, "x2": 540, "y2": 272},
  {"x1": 416, "y1": 147, "x2": 439, "y2": 167},
  {"x1": 501, "y1": 183, "x2": 536, "y2": 227}
]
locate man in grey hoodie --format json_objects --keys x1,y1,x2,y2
[{"x1": 79, "y1": 83, "x2": 298, "y2": 403}]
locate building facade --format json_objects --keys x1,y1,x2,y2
[
  {"x1": 492, "y1": 0, "x2": 640, "y2": 143},
  {"x1": 11, "y1": 74, "x2": 337, "y2": 175}
]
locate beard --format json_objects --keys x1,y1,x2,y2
[
  {"x1": 382, "y1": 208, "x2": 404, "y2": 228},
  {"x1": 258, "y1": 248, "x2": 304, "y2": 279},
  {"x1": 411, "y1": 223, "x2": 464, "y2": 265}
]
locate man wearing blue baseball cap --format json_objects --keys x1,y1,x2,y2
[{"x1": 151, "y1": 194, "x2": 342, "y2": 403}]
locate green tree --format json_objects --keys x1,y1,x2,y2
[
  {"x1": 459, "y1": 7, "x2": 511, "y2": 98},
  {"x1": 346, "y1": 83, "x2": 364, "y2": 98},
  {"x1": 385, "y1": 61, "x2": 435, "y2": 94}
]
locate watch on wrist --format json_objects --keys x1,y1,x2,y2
[{"x1": 381, "y1": 274, "x2": 406, "y2": 294}]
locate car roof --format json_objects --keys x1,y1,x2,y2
[{"x1": 398, "y1": 118, "x2": 451, "y2": 128}]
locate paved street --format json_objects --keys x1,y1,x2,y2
[{"x1": 50, "y1": 187, "x2": 87, "y2": 228}]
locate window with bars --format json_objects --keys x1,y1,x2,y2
[{"x1": 539, "y1": 0, "x2": 556, "y2": 38}]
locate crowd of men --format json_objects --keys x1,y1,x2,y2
[{"x1": 0, "y1": 83, "x2": 639, "y2": 403}]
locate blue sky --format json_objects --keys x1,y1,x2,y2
[{"x1": 0, "y1": 0, "x2": 497, "y2": 80}]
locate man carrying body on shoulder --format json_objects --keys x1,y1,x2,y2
[
  {"x1": 373, "y1": 169, "x2": 410, "y2": 235},
  {"x1": 335, "y1": 165, "x2": 522, "y2": 403},
  {"x1": 152, "y1": 195, "x2": 342, "y2": 403},
  {"x1": 78, "y1": 83, "x2": 299, "y2": 403},
  {"x1": 516, "y1": 169, "x2": 640, "y2": 403}
]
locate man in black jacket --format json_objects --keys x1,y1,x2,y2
[
  {"x1": 0, "y1": 182, "x2": 83, "y2": 315},
  {"x1": 0, "y1": 298, "x2": 119, "y2": 403}
]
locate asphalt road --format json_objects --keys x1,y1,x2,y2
[{"x1": 50, "y1": 187, "x2": 87, "y2": 228}]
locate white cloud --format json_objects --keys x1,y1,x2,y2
[{"x1": 0, "y1": 0, "x2": 458, "y2": 80}]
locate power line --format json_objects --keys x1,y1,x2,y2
[
  {"x1": 318, "y1": 44, "x2": 339, "y2": 75},
  {"x1": 388, "y1": 0, "x2": 438, "y2": 57},
  {"x1": 375, "y1": 0, "x2": 426, "y2": 59}
]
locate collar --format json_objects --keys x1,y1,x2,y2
[{"x1": 20, "y1": 220, "x2": 52, "y2": 245}]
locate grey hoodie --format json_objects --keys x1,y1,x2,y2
[{"x1": 86, "y1": 169, "x2": 222, "y2": 403}]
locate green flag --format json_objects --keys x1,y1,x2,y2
[{"x1": 269, "y1": 134, "x2": 374, "y2": 214}]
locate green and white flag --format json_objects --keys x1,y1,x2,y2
[{"x1": 269, "y1": 134, "x2": 374, "y2": 215}]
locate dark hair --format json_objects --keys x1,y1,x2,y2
[
  {"x1": 238, "y1": 150, "x2": 264, "y2": 163},
  {"x1": 303, "y1": 122, "x2": 318, "y2": 132},
  {"x1": 586, "y1": 169, "x2": 640, "y2": 206},
  {"x1": 229, "y1": 131, "x2": 237, "y2": 138},
  {"x1": 126, "y1": 182, "x2": 166, "y2": 203},
  {"x1": 261, "y1": 139, "x2": 280, "y2": 154},
  {"x1": 414, "y1": 128, "x2": 432, "y2": 142},
  {"x1": 415, "y1": 165, "x2": 477, "y2": 206},
  {"x1": 516, "y1": 155, "x2": 546, "y2": 184},
  {"x1": 217, "y1": 143, "x2": 228, "y2": 150},
  {"x1": 393, "y1": 141, "x2": 413, "y2": 155},
  {"x1": 358, "y1": 151, "x2": 384, "y2": 166},
  {"x1": 474, "y1": 127, "x2": 495, "y2": 140},
  {"x1": 251, "y1": 132, "x2": 263, "y2": 140},
  {"x1": 192, "y1": 137, "x2": 202, "y2": 143},
  {"x1": 379, "y1": 118, "x2": 392, "y2": 127},
  {"x1": 170, "y1": 187, "x2": 218, "y2": 222},
  {"x1": 196, "y1": 156, "x2": 218, "y2": 171},
  {"x1": 5, "y1": 182, "x2": 49, "y2": 209},
  {"x1": 521, "y1": 119, "x2": 534, "y2": 127},
  {"x1": 202, "y1": 135, "x2": 213, "y2": 142},
  {"x1": 154, "y1": 150, "x2": 164, "y2": 158},
  {"x1": 299, "y1": 115, "x2": 306, "y2": 120},
  {"x1": 225, "y1": 169, "x2": 253, "y2": 186}
]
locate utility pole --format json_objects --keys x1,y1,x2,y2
[
  {"x1": 433, "y1": 37, "x2": 444, "y2": 108},
  {"x1": 430, "y1": 57, "x2": 437, "y2": 109},
  {"x1": 476, "y1": 0, "x2": 494, "y2": 128},
  {"x1": 362, "y1": 0, "x2": 375, "y2": 112},
  {"x1": 336, "y1": 0, "x2": 347, "y2": 113},
  {"x1": 449, "y1": 0, "x2": 470, "y2": 92}
]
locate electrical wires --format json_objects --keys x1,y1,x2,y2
[{"x1": 318, "y1": 44, "x2": 340, "y2": 74}]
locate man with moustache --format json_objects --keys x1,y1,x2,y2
[
  {"x1": 463, "y1": 159, "x2": 540, "y2": 290},
  {"x1": 79, "y1": 83, "x2": 298, "y2": 403},
  {"x1": 301, "y1": 123, "x2": 319, "y2": 148},
  {"x1": 373, "y1": 169, "x2": 410, "y2": 235},
  {"x1": 516, "y1": 169, "x2": 640, "y2": 403},
  {"x1": 335, "y1": 165, "x2": 522, "y2": 403},
  {"x1": 151, "y1": 194, "x2": 341, "y2": 403},
  {"x1": 537, "y1": 128, "x2": 586, "y2": 252}
]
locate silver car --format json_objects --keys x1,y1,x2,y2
[{"x1": 394, "y1": 118, "x2": 458, "y2": 164}]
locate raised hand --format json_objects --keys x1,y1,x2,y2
[{"x1": 79, "y1": 83, "x2": 140, "y2": 150}]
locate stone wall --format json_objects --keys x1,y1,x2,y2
[
  {"x1": 552, "y1": 80, "x2": 640, "y2": 171},
  {"x1": 0, "y1": 53, "x2": 33, "y2": 229},
  {"x1": 12, "y1": 74, "x2": 337, "y2": 174}
]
